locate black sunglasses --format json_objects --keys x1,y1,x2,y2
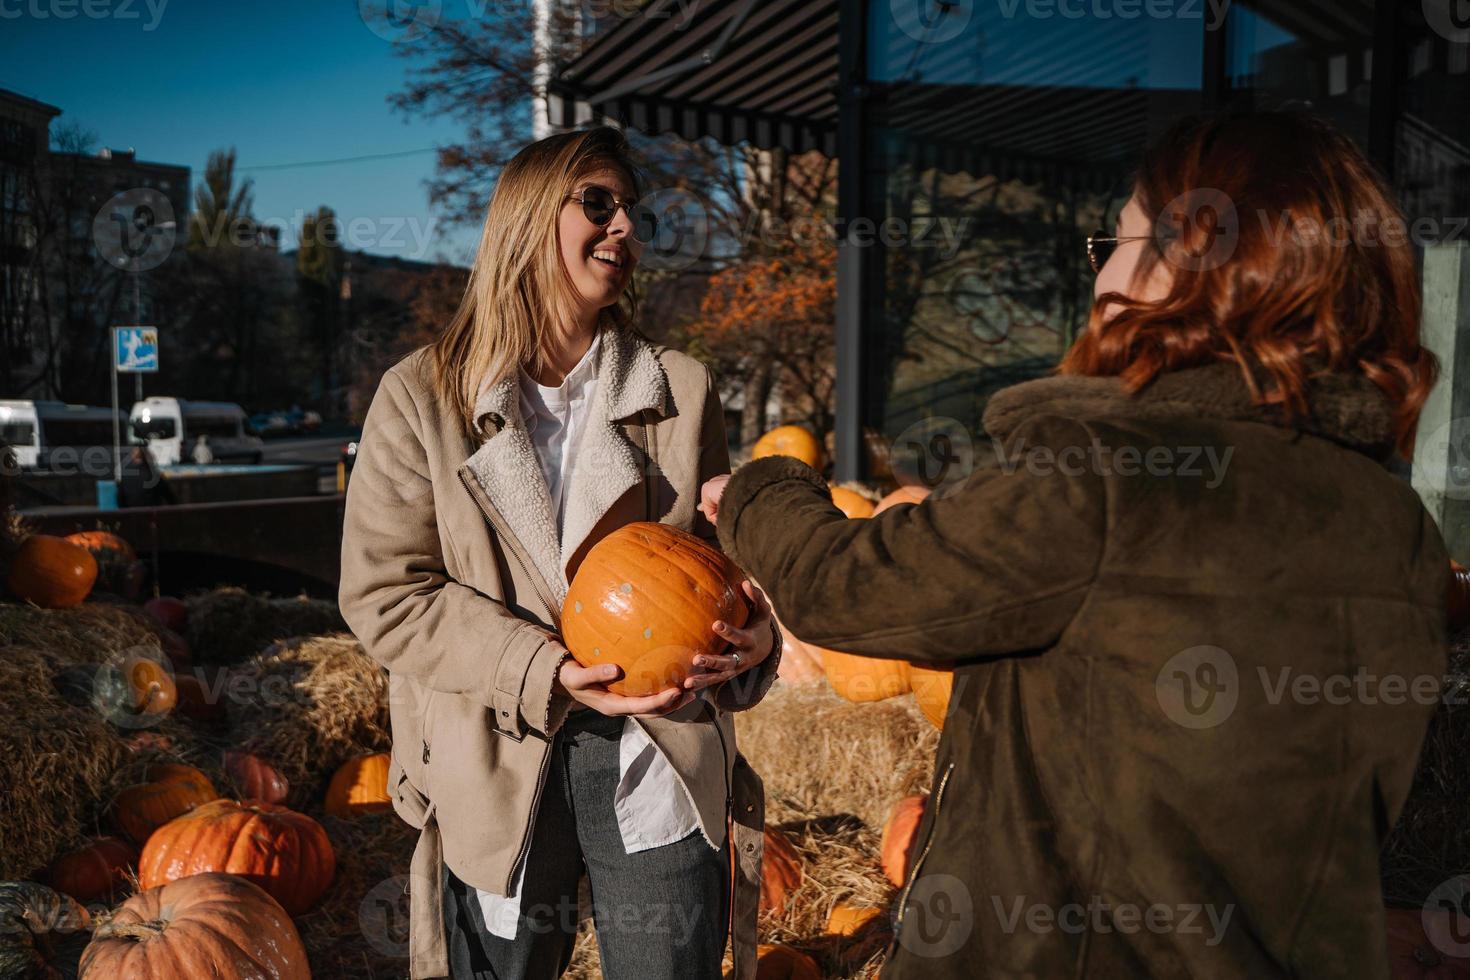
[
  {"x1": 567, "y1": 186, "x2": 658, "y2": 244},
  {"x1": 1085, "y1": 231, "x2": 1153, "y2": 274}
]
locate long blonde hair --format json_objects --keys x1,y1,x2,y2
[{"x1": 426, "y1": 126, "x2": 645, "y2": 437}]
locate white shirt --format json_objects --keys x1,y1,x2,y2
[{"x1": 474, "y1": 328, "x2": 701, "y2": 938}]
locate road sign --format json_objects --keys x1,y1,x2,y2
[{"x1": 114, "y1": 326, "x2": 159, "y2": 373}]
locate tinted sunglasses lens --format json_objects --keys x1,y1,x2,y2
[
  {"x1": 1088, "y1": 234, "x2": 1114, "y2": 273},
  {"x1": 631, "y1": 204, "x2": 659, "y2": 244},
  {"x1": 580, "y1": 187, "x2": 615, "y2": 225}
]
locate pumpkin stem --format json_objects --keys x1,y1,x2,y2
[{"x1": 105, "y1": 919, "x2": 168, "y2": 942}]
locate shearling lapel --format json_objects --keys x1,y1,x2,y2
[{"x1": 463, "y1": 326, "x2": 669, "y2": 607}]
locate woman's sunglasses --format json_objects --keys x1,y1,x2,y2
[
  {"x1": 1085, "y1": 232, "x2": 1153, "y2": 274},
  {"x1": 567, "y1": 186, "x2": 659, "y2": 244}
]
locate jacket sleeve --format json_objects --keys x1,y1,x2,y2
[
  {"x1": 689, "y1": 364, "x2": 781, "y2": 711},
  {"x1": 339, "y1": 366, "x2": 573, "y2": 740},
  {"x1": 715, "y1": 414, "x2": 1106, "y2": 664}
]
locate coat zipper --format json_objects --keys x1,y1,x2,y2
[
  {"x1": 457, "y1": 465, "x2": 564, "y2": 894},
  {"x1": 891, "y1": 761, "x2": 956, "y2": 942}
]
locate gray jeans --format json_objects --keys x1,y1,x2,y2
[{"x1": 442, "y1": 708, "x2": 730, "y2": 980}]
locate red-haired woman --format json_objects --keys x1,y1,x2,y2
[{"x1": 701, "y1": 111, "x2": 1447, "y2": 978}]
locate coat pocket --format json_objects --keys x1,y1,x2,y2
[{"x1": 386, "y1": 673, "x2": 435, "y2": 824}]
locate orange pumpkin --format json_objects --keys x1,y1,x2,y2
[
  {"x1": 827, "y1": 485, "x2": 875, "y2": 519},
  {"x1": 47, "y1": 837, "x2": 138, "y2": 904},
  {"x1": 139, "y1": 800, "x2": 335, "y2": 915},
  {"x1": 325, "y1": 753, "x2": 392, "y2": 818},
  {"x1": 874, "y1": 484, "x2": 931, "y2": 514},
  {"x1": 729, "y1": 944, "x2": 822, "y2": 980},
  {"x1": 63, "y1": 530, "x2": 136, "y2": 562},
  {"x1": 825, "y1": 902, "x2": 884, "y2": 937},
  {"x1": 1386, "y1": 906, "x2": 1470, "y2": 979},
  {"x1": 79, "y1": 872, "x2": 309, "y2": 980},
  {"x1": 174, "y1": 673, "x2": 224, "y2": 724},
  {"x1": 562, "y1": 522, "x2": 749, "y2": 696},
  {"x1": 4, "y1": 534, "x2": 97, "y2": 608},
  {"x1": 753, "y1": 425, "x2": 824, "y2": 470},
  {"x1": 125, "y1": 656, "x2": 176, "y2": 716},
  {"x1": 909, "y1": 663, "x2": 956, "y2": 729},
  {"x1": 143, "y1": 596, "x2": 188, "y2": 634},
  {"x1": 772, "y1": 621, "x2": 826, "y2": 685},
  {"x1": 760, "y1": 826, "x2": 803, "y2": 915},
  {"x1": 113, "y1": 764, "x2": 220, "y2": 846},
  {"x1": 819, "y1": 647, "x2": 911, "y2": 702},
  {"x1": 881, "y1": 795, "x2": 928, "y2": 888},
  {"x1": 223, "y1": 750, "x2": 289, "y2": 805}
]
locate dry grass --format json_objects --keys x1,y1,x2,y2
[
  {"x1": 184, "y1": 586, "x2": 346, "y2": 665},
  {"x1": 0, "y1": 601, "x2": 161, "y2": 670},
  {"x1": 227, "y1": 633, "x2": 391, "y2": 802}
]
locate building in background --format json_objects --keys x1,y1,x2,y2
[{"x1": 0, "y1": 88, "x2": 60, "y2": 394}]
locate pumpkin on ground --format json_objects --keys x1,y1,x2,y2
[
  {"x1": 760, "y1": 826, "x2": 803, "y2": 915},
  {"x1": 772, "y1": 620, "x2": 825, "y2": 685},
  {"x1": 0, "y1": 881, "x2": 90, "y2": 980},
  {"x1": 562, "y1": 522, "x2": 749, "y2": 696},
  {"x1": 47, "y1": 837, "x2": 138, "y2": 905},
  {"x1": 79, "y1": 872, "x2": 309, "y2": 980},
  {"x1": 173, "y1": 673, "x2": 225, "y2": 724},
  {"x1": 881, "y1": 794, "x2": 928, "y2": 888},
  {"x1": 752, "y1": 425, "x2": 824, "y2": 470},
  {"x1": 139, "y1": 799, "x2": 335, "y2": 915},
  {"x1": 1386, "y1": 906, "x2": 1470, "y2": 979},
  {"x1": 113, "y1": 764, "x2": 220, "y2": 846},
  {"x1": 222, "y1": 750, "x2": 290, "y2": 805},
  {"x1": 735, "y1": 943, "x2": 822, "y2": 980},
  {"x1": 874, "y1": 484, "x2": 931, "y2": 514},
  {"x1": 142, "y1": 596, "x2": 187, "y2": 634},
  {"x1": 64, "y1": 531, "x2": 144, "y2": 601},
  {"x1": 825, "y1": 902, "x2": 884, "y2": 936},
  {"x1": 909, "y1": 663, "x2": 956, "y2": 729},
  {"x1": 62, "y1": 531, "x2": 135, "y2": 562},
  {"x1": 325, "y1": 752, "x2": 392, "y2": 818},
  {"x1": 4, "y1": 534, "x2": 97, "y2": 608},
  {"x1": 820, "y1": 647, "x2": 911, "y2": 703},
  {"x1": 827, "y1": 485, "x2": 875, "y2": 519}
]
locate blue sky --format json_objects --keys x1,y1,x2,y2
[{"x1": 0, "y1": 0, "x2": 501, "y2": 264}]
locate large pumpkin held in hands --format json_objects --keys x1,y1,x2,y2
[
  {"x1": 4, "y1": 534, "x2": 98, "y2": 608},
  {"x1": 874, "y1": 484, "x2": 931, "y2": 514},
  {"x1": 752, "y1": 425, "x2": 824, "y2": 470},
  {"x1": 79, "y1": 872, "x2": 309, "y2": 980},
  {"x1": 827, "y1": 485, "x2": 875, "y2": 519},
  {"x1": 139, "y1": 799, "x2": 335, "y2": 915},
  {"x1": 562, "y1": 522, "x2": 749, "y2": 696}
]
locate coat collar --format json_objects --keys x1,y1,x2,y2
[
  {"x1": 982, "y1": 360, "x2": 1398, "y2": 461},
  {"x1": 463, "y1": 325, "x2": 670, "y2": 606}
]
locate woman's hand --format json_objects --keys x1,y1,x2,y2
[
  {"x1": 555, "y1": 660, "x2": 695, "y2": 718},
  {"x1": 698, "y1": 475, "x2": 730, "y2": 528},
  {"x1": 683, "y1": 579, "x2": 775, "y2": 692}
]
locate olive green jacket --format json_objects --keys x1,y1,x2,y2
[{"x1": 717, "y1": 362, "x2": 1447, "y2": 979}]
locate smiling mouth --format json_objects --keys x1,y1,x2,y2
[{"x1": 591, "y1": 249, "x2": 625, "y2": 269}]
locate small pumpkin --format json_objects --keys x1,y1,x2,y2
[
  {"x1": 881, "y1": 794, "x2": 928, "y2": 888},
  {"x1": 562, "y1": 522, "x2": 749, "y2": 696},
  {"x1": 760, "y1": 826, "x2": 803, "y2": 915},
  {"x1": 1386, "y1": 906, "x2": 1470, "y2": 979},
  {"x1": 47, "y1": 837, "x2": 138, "y2": 905},
  {"x1": 827, "y1": 485, "x2": 875, "y2": 519},
  {"x1": 79, "y1": 872, "x2": 309, "y2": 980},
  {"x1": 752, "y1": 425, "x2": 824, "y2": 469},
  {"x1": 324, "y1": 752, "x2": 392, "y2": 818},
  {"x1": 113, "y1": 764, "x2": 220, "y2": 846},
  {"x1": 825, "y1": 902, "x2": 884, "y2": 937},
  {"x1": 909, "y1": 663, "x2": 956, "y2": 729},
  {"x1": 62, "y1": 530, "x2": 135, "y2": 563},
  {"x1": 173, "y1": 673, "x2": 224, "y2": 724},
  {"x1": 143, "y1": 596, "x2": 187, "y2": 634},
  {"x1": 5, "y1": 534, "x2": 97, "y2": 608},
  {"x1": 223, "y1": 750, "x2": 289, "y2": 805},
  {"x1": 728, "y1": 943, "x2": 822, "y2": 980},
  {"x1": 91, "y1": 649, "x2": 177, "y2": 727},
  {"x1": 874, "y1": 484, "x2": 931, "y2": 514},
  {"x1": 820, "y1": 647, "x2": 911, "y2": 702},
  {"x1": 139, "y1": 799, "x2": 335, "y2": 915},
  {"x1": 0, "y1": 881, "x2": 91, "y2": 980}
]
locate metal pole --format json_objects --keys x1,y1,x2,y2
[{"x1": 110, "y1": 326, "x2": 121, "y2": 483}]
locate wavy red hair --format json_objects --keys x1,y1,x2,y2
[{"x1": 1060, "y1": 111, "x2": 1437, "y2": 457}]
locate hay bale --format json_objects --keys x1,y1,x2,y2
[
  {"x1": 0, "y1": 602, "x2": 160, "y2": 670},
  {"x1": 228, "y1": 634, "x2": 390, "y2": 799},
  {"x1": 185, "y1": 586, "x2": 346, "y2": 664},
  {"x1": 0, "y1": 647, "x2": 128, "y2": 879}
]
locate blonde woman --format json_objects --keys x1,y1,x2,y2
[{"x1": 339, "y1": 127, "x2": 780, "y2": 980}]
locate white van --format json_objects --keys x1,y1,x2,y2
[
  {"x1": 0, "y1": 400, "x2": 129, "y2": 470},
  {"x1": 129, "y1": 397, "x2": 264, "y2": 465}
]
